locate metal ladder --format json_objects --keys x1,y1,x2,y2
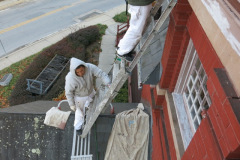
[
  {"x1": 80, "y1": 0, "x2": 177, "y2": 138},
  {"x1": 71, "y1": 130, "x2": 92, "y2": 160},
  {"x1": 56, "y1": 100, "x2": 92, "y2": 160}
]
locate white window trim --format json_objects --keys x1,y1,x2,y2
[{"x1": 172, "y1": 39, "x2": 211, "y2": 149}]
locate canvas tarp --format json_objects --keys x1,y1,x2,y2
[
  {"x1": 44, "y1": 107, "x2": 71, "y2": 130},
  {"x1": 104, "y1": 103, "x2": 149, "y2": 160}
]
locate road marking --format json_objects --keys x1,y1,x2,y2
[{"x1": 0, "y1": 0, "x2": 86, "y2": 34}]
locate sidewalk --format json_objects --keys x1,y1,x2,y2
[
  {"x1": 98, "y1": 23, "x2": 120, "y2": 73},
  {"x1": 0, "y1": 0, "x2": 30, "y2": 10},
  {"x1": 0, "y1": 3, "x2": 124, "y2": 71}
]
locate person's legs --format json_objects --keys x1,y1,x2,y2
[
  {"x1": 74, "y1": 108, "x2": 84, "y2": 130},
  {"x1": 117, "y1": 4, "x2": 152, "y2": 56},
  {"x1": 74, "y1": 96, "x2": 88, "y2": 135}
]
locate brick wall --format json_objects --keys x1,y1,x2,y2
[
  {"x1": 162, "y1": 100, "x2": 177, "y2": 160},
  {"x1": 145, "y1": 0, "x2": 240, "y2": 159},
  {"x1": 207, "y1": 69, "x2": 240, "y2": 159},
  {"x1": 142, "y1": 85, "x2": 154, "y2": 107},
  {"x1": 160, "y1": 1, "x2": 192, "y2": 92},
  {"x1": 187, "y1": 12, "x2": 240, "y2": 159},
  {"x1": 181, "y1": 112, "x2": 223, "y2": 160},
  {"x1": 142, "y1": 85, "x2": 177, "y2": 160},
  {"x1": 151, "y1": 109, "x2": 164, "y2": 160}
]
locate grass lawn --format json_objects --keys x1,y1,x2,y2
[{"x1": 0, "y1": 53, "x2": 38, "y2": 107}]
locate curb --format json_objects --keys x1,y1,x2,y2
[{"x1": 0, "y1": 0, "x2": 30, "y2": 10}]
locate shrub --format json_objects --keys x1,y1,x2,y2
[
  {"x1": 113, "y1": 12, "x2": 130, "y2": 23},
  {"x1": 9, "y1": 25, "x2": 100, "y2": 106},
  {"x1": 113, "y1": 82, "x2": 128, "y2": 103},
  {"x1": 96, "y1": 24, "x2": 108, "y2": 36},
  {"x1": 68, "y1": 26, "x2": 100, "y2": 47}
]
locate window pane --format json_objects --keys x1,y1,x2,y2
[
  {"x1": 203, "y1": 100, "x2": 209, "y2": 109},
  {"x1": 196, "y1": 80, "x2": 200, "y2": 91},
  {"x1": 192, "y1": 90, "x2": 196, "y2": 99},
  {"x1": 195, "y1": 59, "x2": 201, "y2": 71},
  {"x1": 191, "y1": 108, "x2": 196, "y2": 119},
  {"x1": 200, "y1": 89, "x2": 204, "y2": 101},
  {"x1": 199, "y1": 68, "x2": 205, "y2": 80},
  {"x1": 185, "y1": 87, "x2": 189, "y2": 98},
  {"x1": 189, "y1": 80, "x2": 193, "y2": 89},
  {"x1": 203, "y1": 77, "x2": 207, "y2": 92},
  {"x1": 192, "y1": 71, "x2": 197, "y2": 80},
  {"x1": 199, "y1": 113, "x2": 202, "y2": 121},
  {"x1": 194, "y1": 119, "x2": 199, "y2": 129},
  {"x1": 195, "y1": 99, "x2": 200, "y2": 111},
  {"x1": 188, "y1": 98, "x2": 193, "y2": 107}
]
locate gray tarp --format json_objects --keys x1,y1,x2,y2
[{"x1": 104, "y1": 104, "x2": 149, "y2": 160}]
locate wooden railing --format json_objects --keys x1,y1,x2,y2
[{"x1": 115, "y1": 18, "x2": 130, "y2": 46}]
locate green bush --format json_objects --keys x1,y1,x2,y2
[
  {"x1": 113, "y1": 12, "x2": 130, "y2": 23},
  {"x1": 96, "y1": 24, "x2": 108, "y2": 36},
  {"x1": 9, "y1": 25, "x2": 101, "y2": 106},
  {"x1": 113, "y1": 81, "x2": 128, "y2": 103},
  {"x1": 68, "y1": 26, "x2": 100, "y2": 47}
]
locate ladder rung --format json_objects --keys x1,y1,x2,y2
[{"x1": 71, "y1": 129, "x2": 92, "y2": 160}]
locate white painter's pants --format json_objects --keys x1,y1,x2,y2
[
  {"x1": 117, "y1": 4, "x2": 152, "y2": 55},
  {"x1": 74, "y1": 90, "x2": 96, "y2": 130}
]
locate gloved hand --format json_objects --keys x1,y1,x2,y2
[
  {"x1": 84, "y1": 97, "x2": 93, "y2": 108},
  {"x1": 70, "y1": 105, "x2": 76, "y2": 112},
  {"x1": 84, "y1": 101, "x2": 90, "y2": 108}
]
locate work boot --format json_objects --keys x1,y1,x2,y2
[
  {"x1": 116, "y1": 47, "x2": 135, "y2": 62},
  {"x1": 116, "y1": 53, "x2": 134, "y2": 62}
]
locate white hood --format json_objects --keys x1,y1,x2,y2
[
  {"x1": 65, "y1": 57, "x2": 111, "y2": 107},
  {"x1": 69, "y1": 57, "x2": 87, "y2": 78}
]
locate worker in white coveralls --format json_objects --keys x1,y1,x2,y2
[
  {"x1": 116, "y1": 0, "x2": 154, "y2": 62},
  {"x1": 65, "y1": 57, "x2": 111, "y2": 135}
]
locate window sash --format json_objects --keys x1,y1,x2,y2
[
  {"x1": 182, "y1": 51, "x2": 211, "y2": 132},
  {"x1": 174, "y1": 39, "x2": 211, "y2": 133}
]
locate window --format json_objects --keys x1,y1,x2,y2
[
  {"x1": 182, "y1": 55, "x2": 211, "y2": 131},
  {"x1": 173, "y1": 39, "x2": 212, "y2": 134}
]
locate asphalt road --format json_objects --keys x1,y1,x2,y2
[{"x1": 0, "y1": 0, "x2": 124, "y2": 58}]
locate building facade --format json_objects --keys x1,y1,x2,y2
[{"x1": 140, "y1": 0, "x2": 240, "y2": 159}]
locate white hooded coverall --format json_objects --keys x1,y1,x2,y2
[
  {"x1": 65, "y1": 58, "x2": 111, "y2": 130},
  {"x1": 117, "y1": 3, "x2": 152, "y2": 55}
]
